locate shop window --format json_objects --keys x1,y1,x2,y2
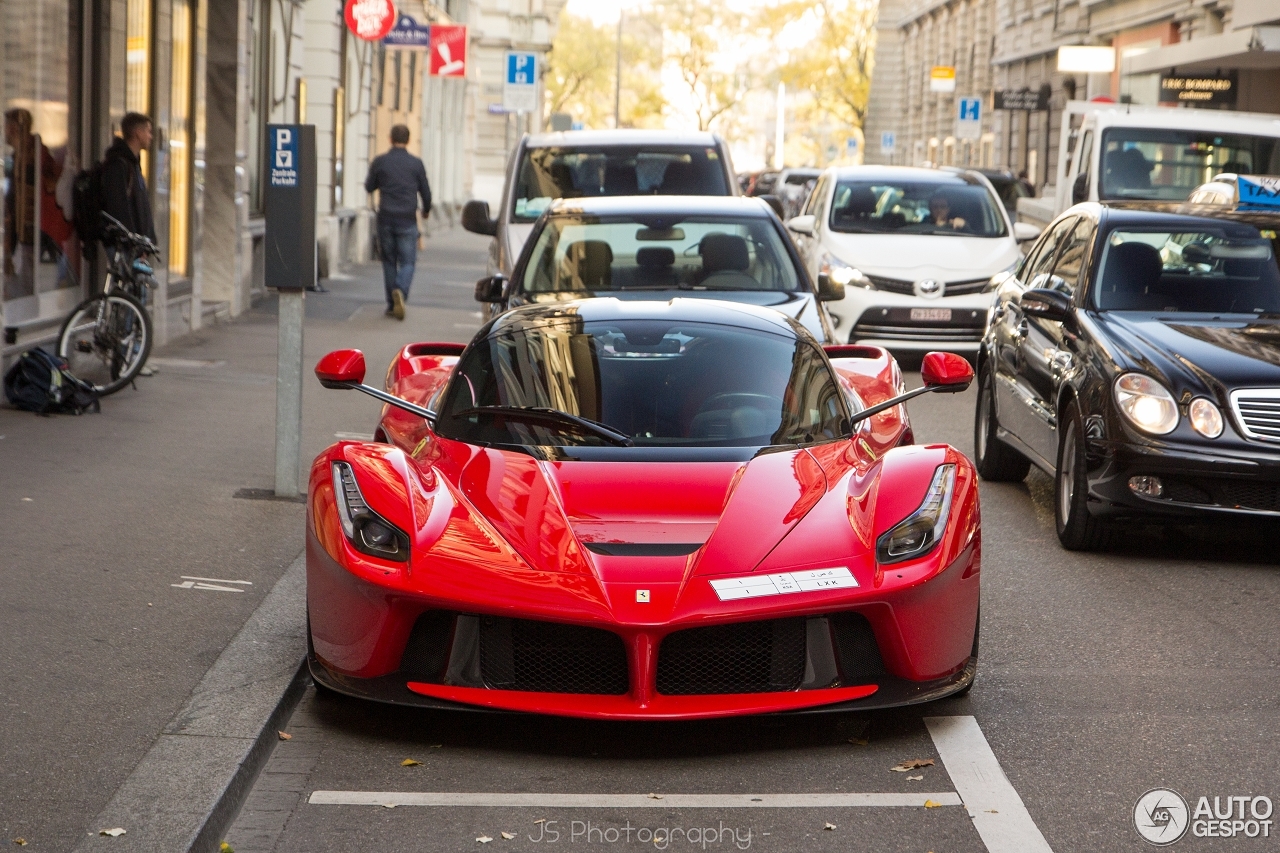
[
  {"x1": 126, "y1": 0, "x2": 152, "y2": 180},
  {"x1": 169, "y1": 0, "x2": 194, "y2": 277}
]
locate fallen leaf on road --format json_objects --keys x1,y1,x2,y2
[
  {"x1": 924, "y1": 800, "x2": 942, "y2": 809},
  {"x1": 985, "y1": 809, "x2": 999, "y2": 814},
  {"x1": 906, "y1": 775, "x2": 923, "y2": 781},
  {"x1": 477, "y1": 836, "x2": 493, "y2": 844},
  {"x1": 890, "y1": 759, "x2": 935, "y2": 772},
  {"x1": 847, "y1": 737, "x2": 868, "y2": 746},
  {"x1": 401, "y1": 758, "x2": 422, "y2": 767},
  {"x1": 21, "y1": 498, "x2": 32, "y2": 502},
  {"x1": 220, "y1": 844, "x2": 234, "y2": 853},
  {"x1": 13, "y1": 840, "x2": 27, "y2": 847},
  {"x1": 429, "y1": 744, "x2": 443, "y2": 748},
  {"x1": 647, "y1": 793, "x2": 663, "y2": 800},
  {"x1": 533, "y1": 819, "x2": 546, "y2": 824},
  {"x1": 99, "y1": 829, "x2": 126, "y2": 837},
  {"x1": 383, "y1": 803, "x2": 397, "y2": 809},
  {"x1": 501, "y1": 832, "x2": 516, "y2": 840},
  {"x1": 277, "y1": 731, "x2": 292, "y2": 740},
  {"x1": 823, "y1": 822, "x2": 836, "y2": 830}
]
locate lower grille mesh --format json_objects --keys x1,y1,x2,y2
[
  {"x1": 479, "y1": 616, "x2": 629, "y2": 695},
  {"x1": 656, "y1": 618, "x2": 807, "y2": 695}
]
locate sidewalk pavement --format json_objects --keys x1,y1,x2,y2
[{"x1": 0, "y1": 229, "x2": 490, "y2": 851}]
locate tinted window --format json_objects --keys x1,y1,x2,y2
[
  {"x1": 437, "y1": 320, "x2": 848, "y2": 448},
  {"x1": 828, "y1": 179, "x2": 1008, "y2": 237},
  {"x1": 521, "y1": 215, "x2": 801, "y2": 293},
  {"x1": 1099, "y1": 129, "x2": 1280, "y2": 202},
  {"x1": 1024, "y1": 216, "x2": 1076, "y2": 282},
  {"x1": 512, "y1": 146, "x2": 730, "y2": 221},
  {"x1": 1046, "y1": 218, "x2": 1096, "y2": 296},
  {"x1": 1094, "y1": 227, "x2": 1280, "y2": 313}
]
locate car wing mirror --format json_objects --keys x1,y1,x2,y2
[
  {"x1": 474, "y1": 274, "x2": 508, "y2": 303},
  {"x1": 315, "y1": 348, "x2": 437, "y2": 423},
  {"x1": 1013, "y1": 222, "x2": 1041, "y2": 243},
  {"x1": 846, "y1": 351, "x2": 974, "y2": 427},
  {"x1": 1021, "y1": 287, "x2": 1072, "y2": 322},
  {"x1": 461, "y1": 200, "x2": 498, "y2": 237},
  {"x1": 787, "y1": 214, "x2": 816, "y2": 236},
  {"x1": 816, "y1": 272, "x2": 845, "y2": 302}
]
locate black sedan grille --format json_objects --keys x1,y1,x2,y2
[
  {"x1": 1231, "y1": 391, "x2": 1280, "y2": 442},
  {"x1": 656, "y1": 618, "x2": 807, "y2": 695},
  {"x1": 1158, "y1": 477, "x2": 1280, "y2": 512},
  {"x1": 479, "y1": 616, "x2": 629, "y2": 695}
]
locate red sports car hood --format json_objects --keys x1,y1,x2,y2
[{"x1": 444, "y1": 442, "x2": 852, "y2": 581}]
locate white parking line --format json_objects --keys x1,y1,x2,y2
[
  {"x1": 307, "y1": 792, "x2": 963, "y2": 808},
  {"x1": 925, "y1": 716, "x2": 1054, "y2": 853}
]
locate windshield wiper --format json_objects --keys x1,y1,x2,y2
[{"x1": 453, "y1": 406, "x2": 634, "y2": 447}]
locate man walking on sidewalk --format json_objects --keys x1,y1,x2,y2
[{"x1": 365, "y1": 125, "x2": 431, "y2": 320}]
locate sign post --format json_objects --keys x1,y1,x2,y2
[{"x1": 265, "y1": 124, "x2": 316, "y2": 499}]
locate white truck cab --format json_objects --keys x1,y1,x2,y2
[{"x1": 1017, "y1": 101, "x2": 1280, "y2": 227}]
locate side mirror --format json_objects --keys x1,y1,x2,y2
[
  {"x1": 787, "y1": 214, "x2": 816, "y2": 236},
  {"x1": 1013, "y1": 222, "x2": 1041, "y2": 243},
  {"x1": 461, "y1": 200, "x2": 498, "y2": 236},
  {"x1": 315, "y1": 349, "x2": 437, "y2": 422},
  {"x1": 1021, "y1": 288, "x2": 1072, "y2": 322},
  {"x1": 315, "y1": 349, "x2": 366, "y2": 388},
  {"x1": 1071, "y1": 172, "x2": 1088, "y2": 205},
  {"x1": 816, "y1": 272, "x2": 845, "y2": 302},
  {"x1": 759, "y1": 194, "x2": 785, "y2": 218},
  {"x1": 920, "y1": 351, "x2": 975, "y2": 393},
  {"x1": 474, "y1": 274, "x2": 508, "y2": 303}
]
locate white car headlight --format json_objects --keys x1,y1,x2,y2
[
  {"x1": 1114, "y1": 373, "x2": 1179, "y2": 435},
  {"x1": 875, "y1": 464, "x2": 956, "y2": 564},
  {"x1": 1188, "y1": 397, "x2": 1223, "y2": 438},
  {"x1": 820, "y1": 252, "x2": 870, "y2": 288}
]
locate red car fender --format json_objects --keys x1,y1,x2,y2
[{"x1": 827, "y1": 345, "x2": 911, "y2": 454}]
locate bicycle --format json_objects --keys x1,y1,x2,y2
[{"x1": 56, "y1": 213, "x2": 159, "y2": 395}]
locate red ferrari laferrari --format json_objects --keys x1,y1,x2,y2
[{"x1": 306, "y1": 298, "x2": 980, "y2": 719}]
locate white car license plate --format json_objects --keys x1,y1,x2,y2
[{"x1": 910, "y1": 307, "x2": 952, "y2": 322}]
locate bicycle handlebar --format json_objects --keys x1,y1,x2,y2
[{"x1": 100, "y1": 212, "x2": 160, "y2": 257}]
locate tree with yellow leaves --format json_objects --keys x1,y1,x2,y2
[{"x1": 544, "y1": 9, "x2": 665, "y2": 130}]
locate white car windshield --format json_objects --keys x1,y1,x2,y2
[
  {"x1": 521, "y1": 215, "x2": 802, "y2": 293},
  {"x1": 828, "y1": 180, "x2": 1008, "y2": 237}
]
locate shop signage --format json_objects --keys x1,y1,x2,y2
[
  {"x1": 383, "y1": 14, "x2": 430, "y2": 49},
  {"x1": 1238, "y1": 176, "x2": 1280, "y2": 209},
  {"x1": 344, "y1": 0, "x2": 397, "y2": 42},
  {"x1": 994, "y1": 87, "x2": 1049, "y2": 111},
  {"x1": 429, "y1": 24, "x2": 467, "y2": 76},
  {"x1": 1159, "y1": 72, "x2": 1237, "y2": 106},
  {"x1": 930, "y1": 66, "x2": 956, "y2": 93}
]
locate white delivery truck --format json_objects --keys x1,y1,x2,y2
[{"x1": 1017, "y1": 101, "x2": 1280, "y2": 228}]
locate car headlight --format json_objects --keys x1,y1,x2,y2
[
  {"x1": 1114, "y1": 373, "x2": 1179, "y2": 435},
  {"x1": 876, "y1": 464, "x2": 956, "y2": 564},
  {"x1": 820, "y1": 252, "x2": 871, "y2": 288},
  {"x1": 332, "y1": 461, "x2": 410, "y2": 562},
  {"x1": 1188, "y1": 397, "x2": 1224, "y2": 438}
]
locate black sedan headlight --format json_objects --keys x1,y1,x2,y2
[
  {"x1": 1114, "y1": 373, "x2": 1179, "y2": 435},
  {"x1": 331, "y1": 461, "x2": 410, "y2": 562},
  {"x1": 876, "y1": 464, "x2": 956, "y2": 564}
]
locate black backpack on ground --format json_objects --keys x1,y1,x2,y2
[
  {"x1": 72, "y1": 160, "x2": 108, "y2": 248},
  {"x1": 4, "y1": 348, "x2": 101, "y2": 415}
]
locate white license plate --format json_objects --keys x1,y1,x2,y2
[{"x1": 910, "y1": 307, "x2": 952, "y2": 322}]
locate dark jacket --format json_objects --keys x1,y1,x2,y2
[
  {"x1": 365, "y1": 147, "x2": 431, "y2": 225},
  {"x1": 102, "y1": 137, "x2": 156, "y2": 241}
]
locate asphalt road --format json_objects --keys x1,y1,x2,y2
[
  {"x1": 0, "y1": 230, "x2": 487, "y2": 851},
  {"x1": 55, "y1": 225, "x2": 1278, "y2": 853}
]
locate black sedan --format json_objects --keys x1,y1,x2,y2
[
  {"x1": 975, "y1": 203, "x2": 1280, "y2": 549},
  {"x1": 473, "y1": 196, "x2": 843, "y2": 343}
]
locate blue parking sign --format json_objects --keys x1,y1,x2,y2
[
  {"x1": 269, "y1": 126, "x2": 299, "y2": 188},
  {"x1": 507, "y1": 52, "x2": 536, "y2": 86},
  {"x1": 958, "y1": 98, "x2": 981, "y2": 122}
]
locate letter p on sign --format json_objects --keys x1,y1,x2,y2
[{"x1": 275, "y1": 129, "x2": 293, "y2": 168}]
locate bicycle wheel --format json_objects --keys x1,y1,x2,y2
[{"x1": 57, "y1": 292, "x2": 153, "y2": 395}]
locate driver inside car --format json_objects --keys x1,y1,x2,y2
[{"x1": 928, "y1": 193, "x2": 967, "y2": 231}]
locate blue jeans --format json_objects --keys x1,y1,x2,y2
[{"x1": 378, "y1": 220, "x2": 418, "y2": 308}]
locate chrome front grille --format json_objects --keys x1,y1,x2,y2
[
  {"x1": 851, "y1": 323, "x2": 984, "y2": 343},
  {"x1": 1230, "y1": 389, "x2": 1280, "y2": 442},
  {"x1": 864, "y1": 275, "x2": 991, "y2": 296}
]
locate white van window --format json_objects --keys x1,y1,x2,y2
[
  {"x1": 512, "y1": 147, "x2": 730, "y2": 221},
  {"x1": 1100, "y1": 129, "x2": 1280, "y2": 201}
]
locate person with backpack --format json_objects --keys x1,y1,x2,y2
[
  {"x1": 101, "y1": 112, "x2": 156, "y2": 244},
  {"x1": 364, "y1": 125, "x2": 431, "y2": 320}
]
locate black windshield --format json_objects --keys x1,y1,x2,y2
[
  {"x1": 512, "y1": 146, "x2": 730, "y2": 222},
  {"x1": 1100, "y1": 129, "x2": 1280, "y2": 201},
  {"x1": 437, "y1": 319, "x2": 849, "y2": 448}
]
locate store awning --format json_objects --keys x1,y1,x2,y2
[{"x1": 1127, "y1": 26, "x2": 1280, "y2": 74}]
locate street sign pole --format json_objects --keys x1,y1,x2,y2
[{"x1": 265, "y1": 124, "x2": 316, "y2": 499}]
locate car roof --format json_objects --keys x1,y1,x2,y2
[
  {"x1": 544, "y1": 196, "x2": 773, "y2": 218},
  {"x1": 824, "y1": 165, "x2": 979, "y2": 184},
  {"x1": 487, "y1": 297, "x2": 803, "y2": 339},
  {"x1": 1069, "y1": 201, "x2": 1280, "y2": 232},
  {"x1": 523, "y1": 129, "x2": 722, "y2": 148}
]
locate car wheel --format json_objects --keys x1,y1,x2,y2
[
  {"x1": 974, "y1": 367, "x2": 1030, "y2": 482},
  {"x1": 1054, "y1": 400, "x2": 1107, "y2": 551}
]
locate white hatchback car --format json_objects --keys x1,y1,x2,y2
[{"x1": 788, "y1": 166, "x2": 1038, "y2": 351}]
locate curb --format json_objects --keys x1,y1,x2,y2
[{"x1": 74, "y1": 551, "x2": 309, "y2": 853}]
